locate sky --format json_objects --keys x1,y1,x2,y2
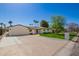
[{"x1": 0, "y1": 3, "x2": 79, "y2": 26}]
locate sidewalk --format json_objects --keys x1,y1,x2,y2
[
  {"x1": 54, "y1": 37, "x2": 77, "y2": 56},
  {"x1": 54, "y1": 41, "x2": 75, "y2": 56}
]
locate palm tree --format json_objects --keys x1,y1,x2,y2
[
  {"x1": 0, "y1": 23, "x2": 4, "y2": 35},
  {"x1": 33, "y1": 20, "x2": 39, "y2": 27},
  {"x1": 29, "y1": 24, "x2": 33, "y2": 27},
  {"x1": 0, "y1": 23, "x2": 4, "y2": 27},
  {"x1": 3, "y1": 24, "x2": 6, "y2": 33},
  {"x1": 8, "y1": 21, "x2": 12, "y2": 27}
]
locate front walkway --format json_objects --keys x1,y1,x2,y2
[{"x1": 0, "y1": 35, "x2": 73, "y2": 56}]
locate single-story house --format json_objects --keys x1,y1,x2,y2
[
  {"x1": 7, "y1": 24, "x2": 30, "y2": 36},
  {"x1": 28, "y1": 26, "x2": 42, "y2": 34},
  {"x1": 6, "y1": 24, "x2": 52, "y2": 36}
]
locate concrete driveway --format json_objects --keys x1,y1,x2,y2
[{"x1": 0, "y1": 35, "x2": 70, "y2": 56}]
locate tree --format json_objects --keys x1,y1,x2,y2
[
  {"x1": 0, "y1": 23, "x2": 4, "y2": 28},
  {"x1": 3, "y1": 24, "x2": 6, "y2": 33},
  {"x1": 51, "y1": 16, "x2": 65, "y2": 33},
  {"x1": 29, "y1": 24, "x2": 33, "y2": 26},
  {"x1": 33, "y1": 20, "x2": 39, "y2": 27},
  {"x1": 8, "y1": 21, "x2": 13, "y2": 27},
  {"x1": 0, "y1": 23, "x2": 5, "y2": 35},
  {"x1": 40, "y1": 20, "x2": 49, "y2": 28},
  {"x1": 67, "y1": 23, "x2": 79, "y2": 32},
  {"x1": 0, "y1": 23, "x2": 4, "y2": 35}
]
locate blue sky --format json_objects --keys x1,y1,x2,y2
[{"x1": 0, "y1": 3, "x2": 79, "y2": 26}]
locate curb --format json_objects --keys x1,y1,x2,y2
[{"x1": 54, "y1": 41, "x2": 75, "y2": 56}]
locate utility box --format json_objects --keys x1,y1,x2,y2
[{"x1": 64, "y1": 32, "x2": 70, "y2": 40}]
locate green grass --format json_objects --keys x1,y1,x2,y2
[
  {"x1": 40, "y1": 33, "x2": 64, "y2": 39},
  {"x1": 40, "y1": 32, "x2": 76, "y2": 40}
]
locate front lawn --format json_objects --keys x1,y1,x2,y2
[{"x1": 40, "y1": 32, "x2": 76, "y2": 40}]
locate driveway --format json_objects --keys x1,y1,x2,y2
[{"x1": 0, "y1": 35, "x2": 70, "y2": 56}]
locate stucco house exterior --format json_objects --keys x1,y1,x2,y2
[
  {"x1": 28, "y1": 26, "x2": 41, "y2": 34},
  {"x1": 7, "y1": 24, "x2": 30, "y2": 36},
  {"x1": 6, "y1": 24, "x2": 51, "y2": 36}
]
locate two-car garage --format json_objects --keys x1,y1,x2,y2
[{"x1": 8, "y1": 25, "x2": 30, "y2": 36}]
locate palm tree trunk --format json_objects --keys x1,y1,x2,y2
[
  {"x1": 4, "y1": 24, "x2": 6, "y2": 33},
  {"x1": 1, "y1": 25, "x2": 3, "y2": 35}
]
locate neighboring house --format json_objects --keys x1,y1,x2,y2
[
  {"x1": 7, "y1": 24, "x2": 30, "y2": 36},
  {"x1": 38, "y1": 27, "x2": 52, "y2": 33},
  {"x1": 29, "y1": 26, "x2": 41, "y2": 34},
  {"x1": 29, "y1": 26, "x2": 50, "y2": 34}
]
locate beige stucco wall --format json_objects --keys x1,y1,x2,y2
[
  {"x1": 32, "y1": 29, "x2": 36, "y2": 34},
  {"x1": 8, "y1": 26, "x2": 30, "y2": 36}
]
